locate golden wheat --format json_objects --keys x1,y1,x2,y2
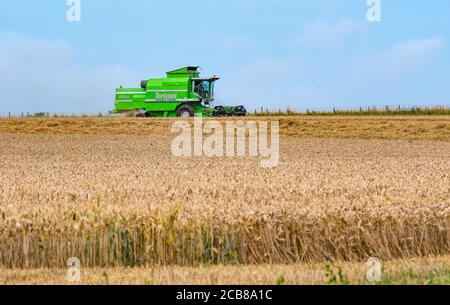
[
  {"x1": 0, "y1": 116, "x2": 449, "y2": 141},
  {"x1": 1, "y1": 118, "x2": 449, "y2": 269}
]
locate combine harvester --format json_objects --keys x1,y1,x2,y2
[{"x1": 111, "y1": 66, "x2": 247, "y2": 117}]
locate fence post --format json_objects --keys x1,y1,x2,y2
[
  {"x1": 21, "y1": 112, "x2": 24, "y2": 118},
  {"x1": 8, "y1": 112, "x2": 11, "y2": 118}
]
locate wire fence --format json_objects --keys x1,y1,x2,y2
[
  {"x1": 250, "y1": 105, "x2": 450, "y2": 116},
  {"x1": 0, "y1": 105, "x2": 449, "y2": 118},
  {"x1": 0, "y1": 112, "x2": 112, "y2": 118}
]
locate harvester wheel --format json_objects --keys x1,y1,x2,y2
[{"x1": 177, "y1": 104, "x2": 195, "y2": 118}]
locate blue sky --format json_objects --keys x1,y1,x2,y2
[{"x1": 0, "y1": 0, "x2": 449, "y2": 113}]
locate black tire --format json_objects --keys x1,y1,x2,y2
[{"x1": 176, "y1": 104, "x2": 195, "y2": 118}]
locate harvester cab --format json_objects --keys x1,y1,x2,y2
[
  {"x1": 111, "y1": 66, "x2": 246, "y2": 118},
  {"x1": 192, "y1": 76, "x2": 219, "y2": 105}
]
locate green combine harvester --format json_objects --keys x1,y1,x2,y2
[{"x1": 111, "y1": 66, "x2": 247, "y2": 117}]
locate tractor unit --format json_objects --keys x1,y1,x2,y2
[{"x1": 111, "y1": 66, "x2": 247, "y2": 117}]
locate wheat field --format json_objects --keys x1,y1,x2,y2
[
  {"x1": 0, "y1": 116, "x2": 449, "y2": 284},
  {"x1": 1, "y1": 116, "x2": 449, "y2": 140}
]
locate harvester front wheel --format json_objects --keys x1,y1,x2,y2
[{"x1": 177, "y1": 104, "x2": 195, "y2": 118}]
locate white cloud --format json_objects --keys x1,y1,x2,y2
[
  {"x1": 216, "y1": 57, "x2": 305, "y2": 110},
  {"x1": 0, "y1": 32, "x2": 138, "y2": 113},
  {"x1": 213, "y1": 34, "x2": 253, "y2": 50},
  {"x1": 363, "y1": 36, "x2": 445, "y2": 77},
  {"x1": 238, "y1": 57, "x2": 301, "y2": 81},
  {"x1": 0, "y1": 32, "x2": 73, "y2": 68},
  {"x1": 391, "y1": 37, "x2": 445, "y2": 59},
  {"x1": 291, "y1": 19, "x2": 356, "y2": 48},
  {"x1": 218, "y1": 36, "x2": 448, "y2": 110}
]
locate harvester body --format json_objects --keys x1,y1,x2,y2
[{"x1": 111, "y1": 66, "x2": 245, "y2": 117}]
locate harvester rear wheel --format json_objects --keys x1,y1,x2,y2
[{"x1": 177, "y1": 104, "x2": 195, "y2": 118}]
